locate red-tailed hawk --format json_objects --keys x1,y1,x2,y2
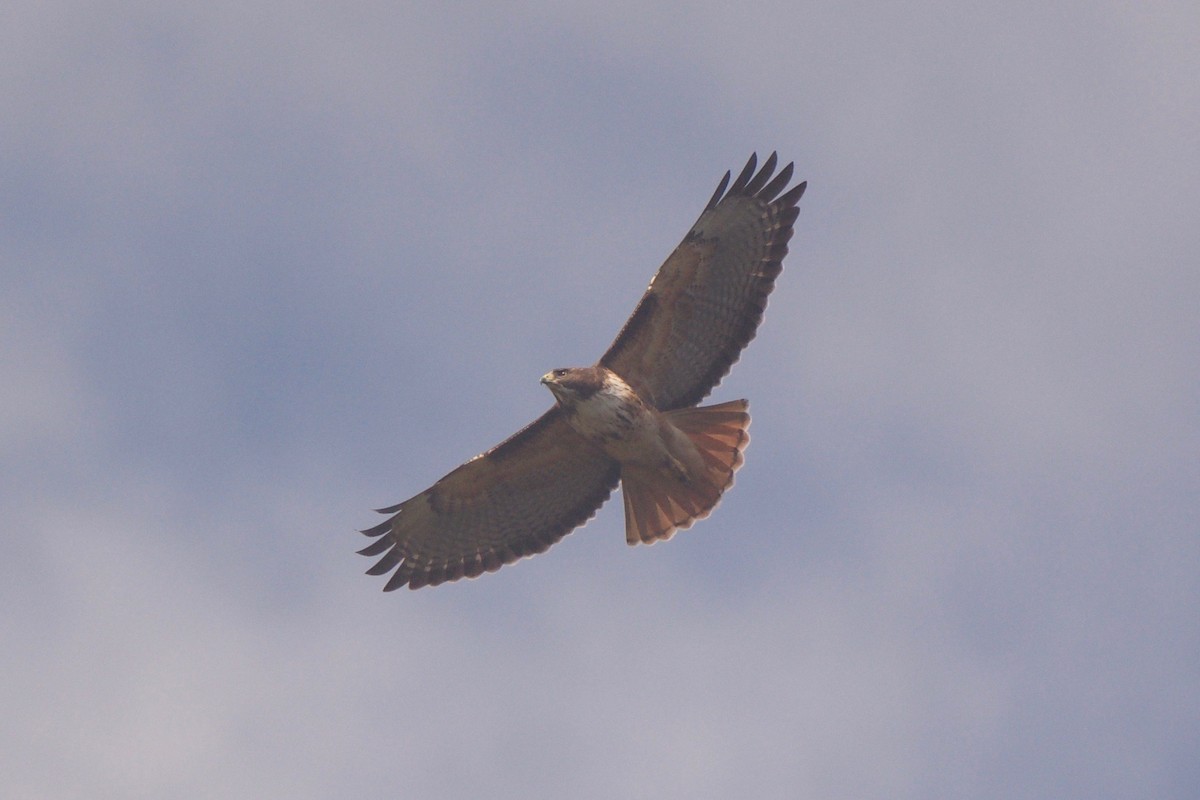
[{"x1": 359, "y1": 153, "x2": 806, "y2": 589}]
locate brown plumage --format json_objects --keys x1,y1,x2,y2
[
  {"x1": 620, "y1": 399, "x2": 751, "y2": 545},
  {"x1": 358, "y1": 153, "x2": 806, "y2": 589}
]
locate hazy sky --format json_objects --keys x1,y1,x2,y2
[{"x1": 4, "y1": 2, "x2": 1198, "y2": 797}]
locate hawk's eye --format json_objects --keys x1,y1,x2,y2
[{"x1": 553, "y1": 369, "x2": 568, "y2": 378}]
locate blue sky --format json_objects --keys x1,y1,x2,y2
[{"x1": 4, "y1": 2, "x2": 1198, "y2": 797}]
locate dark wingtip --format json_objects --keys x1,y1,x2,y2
[
  {"x1": 704, "y1": 170, "x2": 732, "y2": 211},
  {"x1": 365, "y1": 549, "x2": 402, "y2": 576},
  {"x1": 759, "y1": 161, "x2": 795, "y2": 202},
  {"x1": 778, "y1": 180, "x2": 807, "y2": 207},
  {"x1": 729, "y1": 153, "x2": 758, "y2": 194},
  {"x1": 742, "y1": 152, "x2": 778, "y2": 196},
  {"x1": 357, "y1": 536, "x2": 392, "y2": 556},
  {"x1": 707, "y1": 153, "x2": 805, "y2": 210},
  {"x1": 359, "y1": 519, "x2": 393, "y2": 537},
  {"x1": 383, "y1": 569, "x2": 412, "y2": 591}
]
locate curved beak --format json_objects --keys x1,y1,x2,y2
[{"x1": 541, "y1": 371, "x2": 568, "y2": 402}]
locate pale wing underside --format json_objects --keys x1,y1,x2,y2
[
  {"x1": 359, "y1": 408, "x2": 620, "y2": 589},
  {"x1": 600, "y1": 152, "x2": 806, "y2": 411}
]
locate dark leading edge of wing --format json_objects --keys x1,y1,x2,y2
[{"x1": 600, "y1": 152, "x2": 806, "y2": 411}]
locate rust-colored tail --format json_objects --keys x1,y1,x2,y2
[{"x1": 620, "y1": 399, "x2": 751, "y2": 545}]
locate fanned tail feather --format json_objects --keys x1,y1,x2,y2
[{"x1": 621, "y1": 399, "x2": 750, "y2": 545}]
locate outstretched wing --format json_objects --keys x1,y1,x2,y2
[
  {"x1": 359, "y1": 408, "x2": 620, "y2": 590},
  {"x1": 600, "y1": 152, "x2": 806, "y2": 411}
]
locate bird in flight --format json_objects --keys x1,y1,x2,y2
[{"x1": 359, "y1": 153, "x2": 806, "y2": 589}]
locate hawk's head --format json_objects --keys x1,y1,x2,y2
[{"x1": 541, "y1": 366, "x2": 606, "y2": 405}]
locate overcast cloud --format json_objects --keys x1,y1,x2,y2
[{"x1": 3, "y1": 1, "x2": 1198, "y2": 798}]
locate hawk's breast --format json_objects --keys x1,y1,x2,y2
[{"x1": 564, "y1": 374, "x2": 665, "y2": 466}]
